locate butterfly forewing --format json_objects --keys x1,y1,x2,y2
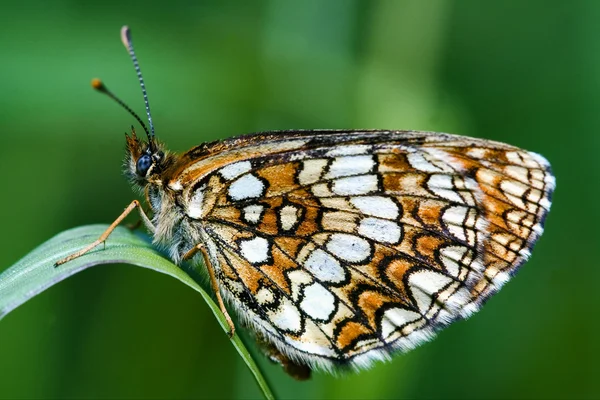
[{"x1": 165, "y1": 130, "x2": 554, "y2": 371}]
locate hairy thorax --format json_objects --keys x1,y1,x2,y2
[{"x1": 147, "y1": 184, "x2": 203, "y2": 265}]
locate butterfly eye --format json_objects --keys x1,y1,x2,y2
[{"x1": 136, "y1": 154, "x2": 152, "y2": 176}]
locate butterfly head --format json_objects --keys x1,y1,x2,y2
[{"x1": 124, "y1": 126, "x2": 173, "y2": 186}]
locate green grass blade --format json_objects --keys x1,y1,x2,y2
[{"x1": 0, "y1": 224, "x2": 275, "y2": 400}]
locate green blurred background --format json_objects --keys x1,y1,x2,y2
[{"x1": 0, "y1": 1, "x2": 597, "y2": 399}]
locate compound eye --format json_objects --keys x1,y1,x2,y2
[{"x1": 136, "y1": 154, "x2": 152, "y2": 176}]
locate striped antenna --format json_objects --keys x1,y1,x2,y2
[
  {"x1": 91, "y1": 78, "x2": 151, "y2": 140},
  {"x1": 120, "y1": 26, "x2": 155, "y2": 140}
]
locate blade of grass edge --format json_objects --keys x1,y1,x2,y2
[{"x1": 0, "y1": 224, "x2": 275, "y2": 400}]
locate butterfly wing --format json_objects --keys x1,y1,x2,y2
[{"x1": 170, "y1": 130, "x2": 554, "y2": 371}]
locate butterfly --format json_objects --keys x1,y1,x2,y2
[{"x1": 57, "y1": 26, "x2": 555, "y2": 379}]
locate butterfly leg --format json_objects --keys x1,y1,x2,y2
[
  {"x1": 126, "y1": 191, "x2": 154, "y2": 230},
  {"x1": 183, "y1": 244, "x2": 236, "y2": 338},
  {"x1": 256, "y1": 334, "x2": 311, "y2": 380},
  {"x1": 55, "y1": 200, "x2": 154, "y2": 267},
  {"x1": 126, "y1": 219, "x2": 143, "y2": 230},
  {"x1": 126, "y1": 186, "x2": 152, "y2": 230}
]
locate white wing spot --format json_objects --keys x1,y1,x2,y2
[
  {"x1": 439, "y1": 246, "x2": 468, "y2": 278},
  {"x1": 358, "y1": 218, "x2": 401, "y2": 244},
  {"x1": 268, "y1": 297, "x2": 302, "y2": 332},
  {"x1": 298, "y1": 159, "x2": 328, "y2": 185},
  {"x1": 300, "y1": 283, "x2": 335, "y2": 321},
  {"x1": 284, "y1": 324, "x2": 337, "y2": 357},
  {"x1": 504, "y1": 165, "x2": 530, "y2": 185},
  {"x1": 287, "y1": 269, "x2": 314, "y2": 302},
  {"x1": 228, "y1": 174, "x2": 265, "y2": 201},
  {"x1": 408, "y1": 270, "x2": 453, "y2": 313},
  {"x1": 240, "y1": 237, "x2": 270, "y2": 264},
  {"x1": 350, "y1": 196, "x2": 399, "y2": 219},
  {"x1": 506, "y1": 151, "x2": 540, "y2": 168},
  {"x1": 243, "y1": 204, "x2": 264, "y2": 224},
  {"x1": 466, "y1": 148, "x2": 487, "y2": 159},
  {"x1": 327, "y1": 155, "x2": 374, "y2": 178},
  {"x1": 527, "y1": 188, "x2": 542, "y2": 204},
  {"x1": 305, "y1": 249, "x2": 345, "y2": 283},
  {"x1": 442, "y1": 205, "x2": 469, "y2": 241},
  {"x1": 332, "y1": 175, "x2": 378, "y2": 196},
  {"x1": 381, "y1": 308, "x2": 422, "y2": 338},
  {"x1": 311, "y1": 183, "x2": 333, "y2": 197},
  {"x1": 326, "y1": 144, "x2": 372, "y2": 156},
  {"x1": 427, "y1": 174, "x2": 464, "y2": 204},
  {"x1": 407, "y1": 152, "x2": 443, "y2": 172},
  {"x1": 442, "y1": 205, "x2": 468, "y2": 226},
  {"x1": 500, "y1": 179, "x2": 528, "y2": 199},
  {"x1": 327, "y1": 233, "x2": 371, "y2": 263},
  {"x1": 219, "y1": 161, "x2": 252, "y2": 180},
  {"x1": 256, "y1": 287, "x2": 275, "y2": 305},
  {"x1": 279, "y1": 205, "x2": 299, "y2": 231}
]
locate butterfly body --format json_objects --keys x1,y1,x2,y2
[{"x1": 125, "y1": 128, "x2": 554, "y2": 372}]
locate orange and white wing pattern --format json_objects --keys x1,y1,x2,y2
[{"x1": 169, "y1": 130, "x2": 554, "y2": 371}]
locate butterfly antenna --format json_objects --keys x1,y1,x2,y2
[
  {"x1": 91, "y1": 78, "x2": 151, "y2": 140},
  {"x1": 120, "y1": 26, "x2": 155, "y2": 142}
]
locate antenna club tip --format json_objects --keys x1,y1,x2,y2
[
  {"x1": 121, "y1": 26, "x2": 132, "y2": 48},
  {"x1": 91, "y1": 78, "x2": 104, "y2": 90}
]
